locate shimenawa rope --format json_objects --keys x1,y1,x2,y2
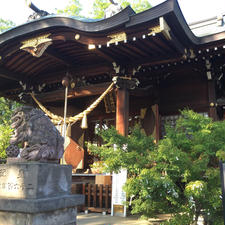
[{"x1": 30, "y1": 82, "x2": 114, "y2": 125}]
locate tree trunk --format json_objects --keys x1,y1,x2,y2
[{"x1": 192, "y1": 211, "x2": 200, "y2": 225}]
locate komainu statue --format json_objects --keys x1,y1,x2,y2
[{"x1": 6, "y1": 106, "x2": 64, "y2": 161}]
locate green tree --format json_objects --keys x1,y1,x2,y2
[
  {"x1": 89, "y1": 126, "x2": 155, "y2": 174},
  {"x1": 0, "y1": 19, "x2": 17, "y2": 160},
  {"x1": 57, "y1": 0, "x2": 151, "y2": 19},
  {"x1": 92, "y1": 0, "x2": 110, "y2": 19},
  {"x1": 92, "y1": 0, "x2": 151, "y2": 18},
  {"x1": 130, "y1": 0, "x2": 151, "y2": 13},
  {"x1": 0, "y1": 125, "x2": 12, "y2": 159},
  {"x1": 0, "y1": 97, "x2": 21, "y2": 159},
  {"x1": 0, "y1": 97, "x2": 18, "y2": 125},
  {"x1": 0, "y1": 18, "x2": 15, "y2": 33},
  {"x1": 89, "y1": 110, "x2": 225, "y2": 224},
  {"x1": 57, "y1": 0, "x2": 82, "y2": 16}
]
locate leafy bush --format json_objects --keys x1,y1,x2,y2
[
  {"x1": 0, "y1": 124, "x2": 12, "y2": 159},
  {"x1": 89, "y1": 110, "x2": 225, "y2": 224},
  {"x1": 0, "y1": 97, "x2": 21, "y2": 159},
  {"x1": 89, "y1": 126, "x2": 155, "y2": 175}
]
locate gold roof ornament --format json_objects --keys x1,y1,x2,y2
[
  {"x1": 20, "y1": 33, "x2": 52, "y2": 57},
  {"x1": 148, "y1": 17, "x2": 171, "y2": 40},
  {"x1": 148, "y1": 25, "x2": 161, "y2": 36},
  {"x1": 107, "y1": 32, "x2": 127, "y2": 45}
]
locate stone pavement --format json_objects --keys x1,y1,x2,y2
[
  {"x1": 77, "y1": 213, "x2": 204, "y2": 225},
  {"x1": 77, "y1": 213, "x2": 151, "y2": 225}
]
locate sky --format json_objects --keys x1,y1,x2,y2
[{"x1": 0, "y1": 0, "x2": 225, "y2": 25}]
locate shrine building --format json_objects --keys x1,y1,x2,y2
[{"x1": 0, "y1": 0, "x2": 225, "y2": 212}]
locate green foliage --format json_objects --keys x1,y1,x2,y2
[
  {"x1": 0, "y1": 97, "x2": 20, "y2": 125},
  {"x1": 128, "y1": 0, "x2": 151, "y2": 13},
  {"x1": 89, "y1": 126, "x2": 155, "y2": 175},
  {"x1": 0, "y1": 20, "x2": 17, "y2": 160},
  {"x1": 0, "y1": 97, "x2": 21, "y2": 159},
  {"x1": 57, "y1": 0, "x2": 151, "y2": 19},
  {"x1": 0, "y1": 18, "x2": 15, "y2": 33},
  {"x1": 162, "y1": 213, "x2": 193, "y2": 225},
  {"x1": 92, "y1": 0, "x2": 151, "y2": 18},
  {"x1": 0, "y1": 125, "x2": 12, "y2": 159},
  {"x1": 92, "y1": 0, "x2": 110, "y2": 19},
  {"x1": 89, "y1": 110, "x2": 225, "y2": 224},
  {"x1": 57, "y1": 0, "x2": 82, "y2": 16}
]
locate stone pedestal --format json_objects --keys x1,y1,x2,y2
[{"x1": 0, "y1": 162, "x2": 84, "y2": 225}]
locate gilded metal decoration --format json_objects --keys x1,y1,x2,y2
[
  {"x1": 189, "y1": 49, "x2": 196, "y2": 59},
  {"x1": 112, "y1": 62, "x2": 120, "y2": 74},
  {"x1": 75, "y1": 34, "x2": 80, "y2": 40},
  {"x1": 104, "y1": 91, "x2": 116, "y2": 113},
  {"x1": 148, "y1": 25, "x2": 161, "y2": 36},
  {"x1": 132, "y1": 65, "x2": 142, "y2": 76},
  {"x1": 20, "y1": 33, "x2": 52, "y2": 57},
  {"x1": 112, "y1": 76, "x2": 139, "y2": 90},
  {"x1": 107, "y1": 32, "x2": 127, "y2": 45},
  {"x1": 148, "y1": 17, "x2": 171, "y2": 40},
  {"x1": 88, "y1": 44, "x2": 96, "y2": 50}
]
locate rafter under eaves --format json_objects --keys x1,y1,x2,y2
[{"x1": 0, "y1": 67, "x2": 25, "y2": 82}]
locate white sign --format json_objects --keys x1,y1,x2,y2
[{"x1": 111, "y1": 169, "x2": 127, "y2": 217}]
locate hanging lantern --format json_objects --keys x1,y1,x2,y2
[
  {"x1": 62, "y1": 76, "x2": 70, "y2": 87},
  {"x1": 81, "y1": 113, "x2": 88, "y2": 129}
]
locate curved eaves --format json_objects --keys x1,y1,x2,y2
[
  {"x1": 165, "y1": 0, "x2": 225, "y2": 46},
  {"x1": 127, "y1": 0, "x2": 200, "y2": 46},
  {"x1": 0, "y1": 6, "x2": 135, "y2": 45},
  {"x1": 0, "y1": 0, "x2": 224, "y2": 49},
  {"x1": 199, "y1": 31, "x2": 225, "y2": 45},
  {"x1": 126, "y1": 0, "x2": 225, "y2": 47}
]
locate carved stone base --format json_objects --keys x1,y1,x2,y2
[
  {"x1": 0, "y1": 162, "x2": 84, "y2": 225},
  {"x1": 0, "y1": 208, "x2": 77, "y2": 225}
]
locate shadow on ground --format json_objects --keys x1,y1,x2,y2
[{"x1": 77, "y1": 213, "x2": 150, "y2": 225}]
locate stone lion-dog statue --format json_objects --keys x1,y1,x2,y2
[{"x1": 6, "y1": 106, "x2": 64, "y2": 161}]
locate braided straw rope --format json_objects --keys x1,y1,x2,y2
[{"x1": 30, "y1": 82, "x2": 114, "y2": 125}]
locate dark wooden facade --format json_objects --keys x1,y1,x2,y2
[{"x1": 0, "y1": 0, "x2": 225, "y2": 169}]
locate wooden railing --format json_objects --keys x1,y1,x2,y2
[{"x1": 72, "y1": 183, "x2": 112, "y2": 213}]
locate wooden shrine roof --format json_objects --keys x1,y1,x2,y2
[{"x1": 0, "y1": 0, "x2": 225, "y2": 103}]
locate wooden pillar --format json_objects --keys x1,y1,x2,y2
[
  {"x1": 111, "y1": 76, "x2": 139, "y2": 217},
  {"x1": 116, "y1": 88, "x2": 129, "y2": 136},
  {"x1": 113, "y1": 76, "x2": 139, "y2": 136},
  {"x1": 153, "y1": 104, "x2": 160, "y2": 143}
]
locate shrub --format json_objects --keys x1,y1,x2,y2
[{"x1": 89, "y1": 110, "x2": 225, "y2": 224}]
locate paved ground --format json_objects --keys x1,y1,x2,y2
[
  {"x1": 77, "y1": 213, "x2": 204, "y2": 225},
  {"x1": 77, "y1": 213, "x2": 150, "y2": 225}
]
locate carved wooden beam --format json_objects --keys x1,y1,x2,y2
[
  {"x1": 33, "y1": 64, "x2": 112, "y2": 84},
  {"x1": 119, "y1": 53, "x2": 184, "y2": 68},
  {"x1": 52, "y1": 32, "x2": 109, "y2": 46},
  {"x1": 36, "y1": 82, "x2": 112, "y2": 103}
]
